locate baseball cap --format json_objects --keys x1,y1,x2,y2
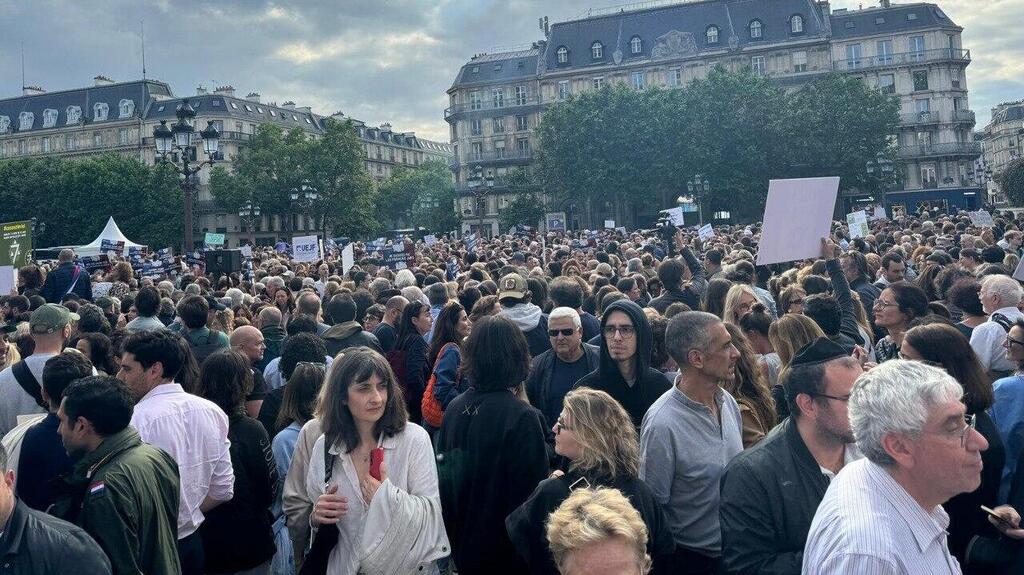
[
  {"x1": 499, "y1": 273, "x2": 528, "y2": 299},
  {"x1": 29, "y1": 304, "x2": 80, "y2": 335}
]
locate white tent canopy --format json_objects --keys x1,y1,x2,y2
[{"x1": 74, "y1": 217, "x2": 146, "y2": 256}]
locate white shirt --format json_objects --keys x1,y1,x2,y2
[
  {"x1": 803, "y1": 458, "x2": 961, "y2": 574},
  {"x1": 0, "y1": 352, "x2": 57, "y2": 437},
  {"x1": 970, "y1": 306, "x2": 1024, "y2": 373},
  {"x1": 130, "y1": 383, "x2": 234, "y2": 538}
]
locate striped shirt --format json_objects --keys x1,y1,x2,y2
[{"x1": 803, "y1": 458, "x2": 961, "y2": 574}]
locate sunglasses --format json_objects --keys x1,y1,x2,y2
[{"x1": 548, "y1": 328, "x2": 576, "y2": 337}]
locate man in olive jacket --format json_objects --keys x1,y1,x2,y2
[{"x1": 51, "y1": 376, "x2": 181, "y2": 575}]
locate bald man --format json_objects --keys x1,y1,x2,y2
[
  {"x1": 230, "y1": 326, "x2": 269, "y2": 418},
  {"x1": 256, "y1": 307, "x2": 285, "y2": 372}
]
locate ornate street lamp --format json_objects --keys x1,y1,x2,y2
[
  {"x1": 152, "y1": 98, "x2": 220, "y2": 251},
  {"x1": 238, "y1": 202, "x2": 261, "y2": 247},
  {"x1": 686, "y1": 176, "x2": 710, "y2": 226},
  {"x1": 866, "y1": 154, "x2": 895, "y2": 213},
  {"x1": 289, "y1": 180, "x2": 320, "y2": 234}
]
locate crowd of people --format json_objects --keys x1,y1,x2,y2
[{"x1": 3, "y1": 208, "x2": 1024, "y2": 574}]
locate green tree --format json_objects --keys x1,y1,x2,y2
[
  {"x1": 498, "y1": 168, "x2": 546, "y2": 231},
  {"x1": 307, "y1": 118, "x2": 379, "y2": 238},
  {"x1": 378, "y1": 159, "x2": 458, "y2": 233},
  {"x1": 997, "y1": 159, "x2": 1024, "y2": 207}
]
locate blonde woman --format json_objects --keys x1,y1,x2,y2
[
  {"x1": 723, "y1": 284, "x2": 760, "y2": 326},
  {"x1": 0, "y1": 333, "x2": 20, "y2": 371},
  {"x1": 506, "y1": 388, "x2": 675, "y2": 575},
  {"x1": 546, "y1": 487, "x2": 652, "y2": 575},
  {"x1": 768, "y1": 314, "x2": 825, "y2": 421}
]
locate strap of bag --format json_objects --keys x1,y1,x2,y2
[
  {"x1": 12, "y1": 361, "x2": 46, "y2": 409},
  {"x1": 992, "y1": 313, "x2": 1014, "y2": 333},
  {"x1": 64, "y1": 265, "x2": 82, "y2": 297},
  {"x1": 323, "y1": 438, "x2": 336, "y2": 485}
]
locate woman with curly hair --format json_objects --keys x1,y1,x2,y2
[{"x1": 722, "y1": 323, "x2": 777, "y2": 448}]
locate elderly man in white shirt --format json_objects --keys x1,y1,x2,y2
[
  {"x1": 117, "y1": 330, "x2": 234, "y2": 575},
  {"x1": 803, "y1": 360, "x2": 1024, "y2": 574},
  {"x1": 970, "y1": 274, "x2": 1024, "y2": 379}
]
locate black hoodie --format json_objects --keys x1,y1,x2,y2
[{"x1": 574, "y1": 300, "x2": 671, "y2": 429}]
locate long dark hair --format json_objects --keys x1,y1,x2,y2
[
  {"x1": 703, "y1": 278, "x2": 732, "y2": 319},
  {"x1": 723, "y1": 323, "x2": 777, "y2": 431},
  {"x1": 320, "y1": 347, "x2": 407, "y2": 453},
  {"x1": 395, "y1": 301, "x2": 428, "y2": 346},
  {"x1": 903, "y1": 323, "x2": 994, "y2": 413},
  {"x1": 463, "y1": 315, "x2": 530, "y2": 391},
  {"x1": 70, "y1": 332, "x2": 117, "y2": 375},
  {"x1": 428, "y1": 301, "x2": 466, "y2": 366},
  {"x1": 276, "y1": 361, "x2": 326, "y2": 434},
  {"x1": 195, "y1": 349, "x2": 253, "y2": 416}
]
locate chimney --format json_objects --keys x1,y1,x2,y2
[
  {"x1": 282, "y1": 101, "x2": 296, "y2": 109},
  {"x1": 331, "y1": 110, "x2": 346, "y2": 119},
  {"x1": 196, "y1": 85, "x2": 208, "y2": 96},
  {"x1": 93, "y1": 75, "x2": 115, "y2": 86},
  {"x1": 22, "y1": 85, "x2": 45, "y2": 96},
  {"x1": 880, "y1": 0, "x2": 890, "y2": 7},
  {"x1": 380, "y1": 122, "x2": 392, "y2": 132},
  {"x1": 296, "y1": 105, "x2": 312, "y2": 113},
  {"x1": 246, "y1": 92, "x2": 261, "y2": 103},
  {"x1": 213, "y1": 85, "x2": 236, "y2": 97}
]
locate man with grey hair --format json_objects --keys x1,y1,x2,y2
[
  {"x1": 971, "y1": 274, "x2": 1024, "y2": 379},
  {"x1": 641, "y1": 310, "x2": 742, "y2": 573},
  {"x1": 264, "y1": 276, "x2": 285, "y2": 301},
  {"x1": 40, "y1": 249, "x2": 91, "y2": 303},
  {"x1": 803, "y1": 360, "x2": 1024, "y2": 573},
  {"x1": 526, "y1": 307, "x2": 600, "y2": 427}
]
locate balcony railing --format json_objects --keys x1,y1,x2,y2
[
  {"x1": 898, "y1": 141, "x2": 981, "y2": 158},
  {"x1": 954, "y1": 109, "x2": 976, "y2": 123},
  {"x1": 460, "y1": 148, "x2": 533, "y2": 164},
  {"x1": 900, "y1": 111, "x2": 940, "y2": 125},
  {"x1": 445, "y1": 96, "x2": 541, "y2": 118},
  {"x1": 833, "y1": 48, "x2": 970, "y2": 72}
]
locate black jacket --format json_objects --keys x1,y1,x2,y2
[
  {"x1": 648, "y1": 248, "x2": 707, "y2": 314},
  {"x1": 824, "y1": 259, "x2": 865, "y2": 347},
  {"x1": 506, "y1": 470, "x2": 676, "y2": 575},
  {"x1": 322, "y1": 321, "x2": 382, "y2": 358},
  {"x1": 40, "y1": 262, "x2": 92, "y2": 303},
  {"x1": 945, "y1": 410, "x2": 1005, "y2": 568},
  {"x1": 199, "y1": 414, "x2": 279, "y2": 573},
  {"x1": 394, "y1": 334, "x2": 429, "y2": 424},
  {"x1": 437, "y1": 388, "x2": 549, "y2": 575},
  {"x1": 574, "y1": 300, "x2": 671, "y2": 429},
  {"x1": 719, "y1": 418, "x2": 831, "y2": 575},
  {"x1": 0, "y1": 499, "x2": 110, "y2": 575},
  {"x1": 526, "y1": 344, "x2": 600, "y2": 425}
]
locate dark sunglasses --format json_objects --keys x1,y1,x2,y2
[{"x1": 548, "y1": 328, "x2": 576, "y2": 337}]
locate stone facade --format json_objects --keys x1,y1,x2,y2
[{"x1": 980, "y1": 101, "x2": 1024, "y2": 206}]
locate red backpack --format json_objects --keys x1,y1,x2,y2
[{"x1": 422, "y1": 343, "x2": 459, "y2": 428}]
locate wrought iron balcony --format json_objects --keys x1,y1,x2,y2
[
  {"x1": 898, "y1": 141, "x2": 981, "y2": 158},
  {"x1": 833, "y1": 48, "x2": 970, "y2": 72},
  {"x1": 458, "y1": 148, "x2": 533, "y2": 164},
  {"x1": 445, "y1": 96, "x2": 541, "y2": 119}
]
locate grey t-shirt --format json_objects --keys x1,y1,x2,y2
[
  {"x1": 125, "y1": 315, "x2": 168, "y2": 333},
  {"x1": 640, "y1": 384, "x2": 743, "y2": 556},
  {"x1": 0, "y1": 353, "x2": 57, "y2": 437}
]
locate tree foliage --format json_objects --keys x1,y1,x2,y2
[
  {"x1": 535, "y1": 66, "x2": 900, "y2": 224},
  {"x1": 498, "y1": 168, "x2": 546, "y2": 231},
  {"x1": 997, "y1": 159, "x2": 1024, "y2": 207},
  {"x1": 0, "y1": 154, "x2": 181, "y2": 248},
  {"x1": 377, "y1": 160, "x2": 458, "y2": 233}
]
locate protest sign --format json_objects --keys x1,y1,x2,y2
[
  {"x1": 292, "y1": 235, "x2": 321, "y2": 262},
  {"x1": 969, "y1": 210, "x2": 994, "y2": 228},
  {"x1": 424, "y1": 234, "x2": 438, "y2": 246},
  {"x1": 545, "y1": 212, "x2": 566, "y2": 232},
  {"x1": 1014, "y1": 257, "x2": 1024, "y2": 282},
  {"x1": 604, "y1": 220, "x2": 616, "y2": 229},
  {"x1": 100, "y1": 239, "x2": 125, "y2": 256},
  {"x1": 204, "y1": 232, "x2": 225, "y2": 247},
  {"x1": 0, "y1": 220, "x2": 31, "y2": 268},
  {"x1": 756, "y1": 177, "x2": 840, "y2": 266},
  {"x1": 80, "y1": 255, "x2": 111, "y2": 273},
  {"x1": 698, "y1": 224, "x2": 715, "y2": 242},
  {"x1": 382, "y1": 243, "x2": 415, "y2": 270},
  {"x1": 464, "y1": 232, "x2": 477, "y2": 253},
  {"x1": 239, "y1": 245, "x2": 252, "y2": 259},
  {"x1": 186, "y1": 251, "x2": 205, "y2": 268},
  {"x1": 869, "y1": 204, "x2": 887, "y2": 221},
  {"x1": 341, "y1": 243, "x2": 355, "y2": 275},
  {"x1": 663, "y1": 207, "x2": 686, "y2": 226},
  {"x1": 846, "y1": 210, "x2": 869, "y2": 239},
  {"x1": 0, "y1": 266, "x2": 14, "y2": 296}
]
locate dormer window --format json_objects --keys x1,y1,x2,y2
[
  {"x1": 0, "y1": 116, "x2": 9, "y2": 134},
  {"x1": 749, "y1": 20, "x2": 763, "y2": 39},
  {"x1": 42, "y1": 109, "x2": 58, "y2": 129},
  {"x1": 18, "y1": 112, "x2": 34, "y2": 131},
  {"x1": 591, "y1": 42, "x2": 603, "y2": 59},
  {"x1": 556, "y1": 46, "x2": 569, "y2": 64},
  {"x1": 118, "y1": 99, "x2": 135, "y2": 118},
  {"x1": 630, "y1": 36, "x2": 642, "y2": 54},
  {"x1": 706, "y1": 25, "x2": 720, "y2": 44},
  {"x1": 791, "y1": 14, "x2": 804, "y2": 33},
  {"x1": 94, "y1": 103, "x2": 109, "y2": 121}
]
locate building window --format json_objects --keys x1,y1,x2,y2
[
  {"x1": 951, "y1": 69, "x2": 961, "y2": 89},
  {"x1": 556, "y1": 46, "x2": 568, "y2": 64},
  {"x1": 18, "y1": 112, "x2": 34, "y2": 131},
  {"x1": 376, "y1": 145, "x2": 382, "y2": 159},
  {"x1": 494, "y1": 140, "x2": 506, "y2": 158},
  {"x1": 921, "y1": 165, "x2": 937, "y2": 187},
  {"x1": 668, "y1": 68, "x2": 682, "y2": 86},
  {"x1": 845, "y1": 44, "x2": 862, "y2": 69},
  {"x1": 516, "y1": 115, "x2": 528, "y2": 131},
  {"x1": 913, "y1": 70, "x2": 929, "y2": 91},
  {"x1": 915, "y1": 99, "x2": 930, "y2": 114},
  {"x1": 469, "y1": 91, "x2": 482, "y2": 110},
  {"x1": 235, "y1": 121, "x2": 243, "y2": 132},
  {"x1": 66, "y1": 134, "x2": 76, "y2": 150},
  {"x1": 909, "y1": 36, "x2": 925, "y2": 60},
  {"x1": 42, "y1": 109, "x2": 58, "y2": 129},
  {"x1": 118, "y1": 128, "x2": 129, "y2": 144},
  {"x1": 18, "y1": 140, "x2": 26, "y2": 155},
  {"x1": 93, "y1": 103, "x2": 109, "y2": 122},
  {"x1": 42, "y1": 137, "x2": 50, "y2": 153},
  {"x1": 879, "y1": 74, "x2": 895, "y2": 94},
  {"x1": 706, "y1": 25, "x2": 719, "y2": 44},
  {"x1": 517, "y1": 138, "x2": 530, "y2": 153},
  {"x1": 591, "y1": 42, "x2": 603, "y2": 60},
  {"x1": 593, "y1": 77, "x2": 604, "y2": 90},
  {"x1": 630, "y1": 36, "x2": 642, "y2": 54},
  {"x1": 470, "y1": 119, "x2": 482, "y2": 136},
  {"x1": 492, "y1": 89, "x2": 504, "y2": 108},
  {"x1": 749, "y1": 20, "x2": 763, "y2": 39},
  {"x1": 514, "y1": 85, "x2": 528, "y2": 105},
  {"x1": 471, "y1": 142, "x2": 483, "y2": 160},
  {"x1": 632, "y1": 71, "x2": 646, "y2": 90},
  {"x1": 751, "y1": 56, "x2": 766, "y2": 76},
  {"x1": 793, "y1": 51, "x2": 807, "y2": 72},
  {"x1": 876, "y1": 40, "x2": 893, "y2": 65},
  {"x1": 493, "y1": 117, "x2": 505, "y2": 133},
  {"x1": 93, "y1": 132, "x2": 102, "y2": 147},
  {"x1": 558, "y1": 80, "x2": 570, "y2": 100},
  {"x1": 790, "y1": 14, "x2": 804, "y2": 34}
]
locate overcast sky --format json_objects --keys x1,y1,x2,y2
[{"x1": 0, "y1": 0, "x2": 1020, "y2": 141}]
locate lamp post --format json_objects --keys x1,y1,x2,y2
[
  {"x1": 467, "y1": 166, "x2": 493, "y2": 238},
  {"x1": 289, "y1": 180, "x2": 320, "y2": 236},
  {"x1": 238, "y1": 202, "x2": 261, "y2": 247},
  {"x1": 152, "y1": 99, "x2": 220, "y2": 252},
  {"x1": 686, "y1": 176, "x2": 710, "y2": 226},
  {"x1": 30, "y1": 218, "x2": 45, "y2": 262},
  {"x1": 866, "y1": 154, "x2": 895, "y2": 213}
]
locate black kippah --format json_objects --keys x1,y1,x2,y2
[{"x1": 790, "y1": 337, "x2": 848, "y2": 368}]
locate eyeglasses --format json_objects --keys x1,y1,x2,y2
[
  {"x1": 789, "y1": 298, "x2": 804, "y2": 306},
  {"x1": 924, "y1": 413, "x2": 977, "y2": 448},
  {"x1": 555, "y1": 418, "x2": 572, "y2": 434},
  {"x1": 873, "y1": 300, "x2": 898, "y2": 309},
  {"x1": 548, "y1": 328, "x2": 576, "y2": 337},
  {"x1": 603, "y1": 325, "x2": 636, "y2": 339},
  {"x1": 1005, "y1": 336, "x2": 1024, "y2": 348},
  {"x1": 808, "y1": 392, "x2": 851, "y2": 403}
]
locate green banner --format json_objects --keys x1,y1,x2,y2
[{"x1": 0, "y1": 220, "x2": 32, "y2": 267}]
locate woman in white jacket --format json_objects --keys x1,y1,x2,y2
[{"x1": 306, "y1": 347, "x2": 449, "y2": 574}]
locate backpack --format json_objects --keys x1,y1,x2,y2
[
  {"x1": 189, "y1": 329, "x2": 224, "y2": 365},
  {"x1": 12, "y1": 361, "x2": 46, "y2": 409},
  {"x1": 992, "y1": 313, "x2": 1015, "y2": 333},
  {"x1": 422, "y1": 343, "x2": 459, "y2": 429}
]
